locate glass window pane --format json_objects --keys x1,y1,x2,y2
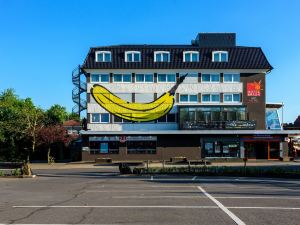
[
  {"x1": 162, "y1": 53, "x2": 169, "y2": 62},
  {"x1": 233, "y1": 94, "x2": 240, "y2": 102},
  {"x1": 145, "y1": 74, "x2": 153, "y2": 82},
  {"x1": 211, "y1": 74, "x2": 220, "y2": 82},
  {"x1": 123, "y1": 74, "x2": 132, "y2": 82},
  {"x1": 100, "y1": 74, "x2": 109, "y2": 82},
  {"x1": 134, "y1": 53, "x2": 140, "y2": 61},
  {"x1": 167, "y1": 74, "x2": 176, "y2": 82},
  {"x1": 213, "y1": 53, "x2": 220, "y2": 62},
  {"x1": 104, "y1": 53, "x2": 111, "y2": 62},
  {"x1": 136, "y1": 74, "x2": 144, "y2": 82},
  {"x1": 233, "y1": 74, "x2": 240, "y2": 82},
  {"x1": 191, "y1": 53, "x2": 198, "y2": 62},
  {"x1": 189, "y1": 95, "x2": 198, "y2": 102},
  {"x1": 202, "y1": 94, "x2": 210, "y2": 102},
  {"x1": 97, "y1": 53, "x2": 103, "y2": 62},
  {"x1": 185, "y1": 53, "x2": 190, "y2": 62},
  {"x1": 113, "y1": 74, "x2": 122, "y2": 82},
  {"x1": 221, "y1": 53, "x2": 227, "y2": 61},
  {"x1": 100, "y1": 142, "x2": 109, "y2": 153},
  {"x1": 114, "y1": 115, "x2": 123, "y2": 123},
  {"x1": 224, "y1": 74, "x2": 232, "y2": 82},
  {"x1": 157, "y1": 115, "x2": 167, "y2": 122},
  {"x1": 202, "y1": 74, "x2": 210, "y2": 82},
  {"x1": 91, "y1": 74, "x2": 99, "y2": 82},
  {"x1": 158, "y1": 74, "x2": 166, "y2": 82},
  {"x1": 156, "y1": 54, "x2": 161, "y2": 62},
  {"x1": 92, "y1": 114, "x2": 100, "y2": 122},
  {"x1": 101, "y1": 113, "x2": 109, "y2": 123},
  {"x1": 211, "y1": 94, "x2": 220, "y2": 102},
  {"x1": 224, "y1": 94, "x2": 232, "y2": 102},
  {"x1": 167, "y1": 113, "x2": 176, "y2": 122},
  {"x1": 180, "y1": 95, "x2": 189, "y2": 102},
  {"x1": 127, "y1": 53, "x2": 132, "y2": 62}
]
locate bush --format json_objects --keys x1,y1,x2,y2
[{"x1": 119, "y1": 163, "x2": 132, "y2": 174}]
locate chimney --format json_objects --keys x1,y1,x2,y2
[{"x1": 192, "y1": 33, "x2": 236, "y2": 47}]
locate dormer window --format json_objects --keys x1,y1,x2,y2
[
  {"x1": 154, "y1": 51, "x2": 170, "y2": 62},
  {"x1": 212, "y1": 51, "x2": 228, "y2": 62},
  {"x1": 183, "y1": 51, "x2": 199, "y2": 62},
  {"x1": 125, "y1": 51, "x2": 141, "y2": 62},
  {"x1": 95, "y1": 51, "x2": 111, "y2": 62}
]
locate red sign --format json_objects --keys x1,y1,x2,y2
[
  {"x1": 119, "y1": 136, "x2": 127, "y2": 143},
  {"x1": 247, "y1": 81, "x2": 261, "y2": 96}
]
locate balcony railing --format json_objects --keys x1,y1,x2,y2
[{"x1": 180, "y1": 120, "x2": 256, "y2": 130}]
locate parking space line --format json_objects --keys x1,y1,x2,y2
[
  {"x1": 197, "y1": 186, "x2": 246, "y2": 225},
  {"x1": 13, "y1": 205, "x2": 218, "y2": 209},
  {"x1": 192, "y1": 176, "x2": 197, "y2": 180},
  {"x1": 227, "y1": 207, "x2": 300, "y2": 210},
  {"x1": 112, "y1": 195, "x2": 206, "y2": 199},
  {"x1": 86, "y1": 190, "x2": 199, "y2": 193}
]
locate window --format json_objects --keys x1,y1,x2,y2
[
  {"x1": 135, "y1": 74, "x2": 154, "y2": 83},
  {"x1": 125, "y1": 51, "x2": 141, "y2": 62},
  {"x1": 90, "y1": 141, "x2": 119, "y2": 154},
  {"x1": 157, "y1": 74, "x2": 176, "y2": 82},
  {"x1": 212, "y1": 51, "x2": 228, "y2": 62},
  {"x1": 179, "y1": 94, "x2": 198, "y2": 103},
  {"x1": 91, "y1": 113, "x2": 110, "y2": 123},
  {"x1": 113, "y1": 115, "x2": 131, "y2": 123},
  {"x1": 154, "y1": 51, "x2": 170, "y2": 62},
  {"x1": 202, "y1": 74, "x2": 220, "y2": 82},
  {"x1": 91, "y1": 74, "x2": 109, "y2": 83},
  {"x1": 95, "y1": 51, "x2": 111, "y2": 62},
  {"x1": 224, "y1": 94, "x2": 241, "y2": 103},
  {"x1": 224, "y1": 73, "x2": 240, "y2": 82},
  {"x1": 202, "y1": 94, "x2": 220, "y2": 103},
  {"x1": 113, "y1": 74, "x2": 132, "y2": 83},
  {"x1": 157, "y1": 113, "x2": 177, "y2": 123},
  {"x1": 127, "y1": 141, "x2": 156, "y2": 154},
  {"x1": 183, "y1": 51, "x2": 199, "y2": 62}
]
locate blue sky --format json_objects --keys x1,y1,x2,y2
[{"x1": 0, "y1": 0, "x2": 299, "y2": 122}]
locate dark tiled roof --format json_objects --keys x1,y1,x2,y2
[{"x1": 82, "y1": 45, "x2": 273, "y2": 70}]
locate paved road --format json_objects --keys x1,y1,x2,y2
[{"x1": 1, "y1": 168, "x2": 300, "y2": 224}]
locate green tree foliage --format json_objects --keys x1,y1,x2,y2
[{"x1": 46, "y1": 104, "x2": 68, "y2": 125}]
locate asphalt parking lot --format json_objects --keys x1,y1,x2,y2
[{"x1": 1, "y1": 167, "x2": 300, "y2": 224}]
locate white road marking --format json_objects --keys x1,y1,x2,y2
[
  {"x1": 112, "y1": 195, "x2": 300, "y2": 200},
  {"x1": 86, "y1": 190, "x2": 199, "y2": 193},
  {"x1": 228, "y1": 207, "x2": 300, "y2": 210},
  {"x1": 198, "y1": 186, "x2": 246, "y2": 225},
  {"x1": 12, "y1": 205, "x2": 218, "y2": 209},
  {"x1": 192, "y1": 176, "x2": 197, "y2": 180},
  {"x1": 150, "y1": 176, "x2": 153, "y2": 181}
]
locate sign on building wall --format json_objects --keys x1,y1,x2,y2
[{"x1": 247, "y1": 81, "x2": 261, "y2": 97}]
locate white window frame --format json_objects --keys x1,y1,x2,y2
[
  {"x1": 157, "y1": 74, "x2": 176, "y2": 83},
  {"x1": 201, "y1": 73, "x2": 220, "y2": 83},
  {"x1": 113, "y1": 74, "x2": 132, "y2": 83},
  {"x1": 212, "y1": 51, "x2": 228, "y2": 62},
  {"x1": 125, "y1": 51, "x2": 141, "y2": 62},
  {"x1": 154, "y1": 51, "x2": 170, "y2": 62},
  {"x1": 135, "y1": 74, "x2": 154, "y2": 83},
  {"x1": 90, "y1": 74, "x2": 109, "y2": 83},
  {"x1": 201, "y1": 93, "x2": 221, "y2": 103},
  {"x1": 95, "y1": 51, "x2": 111, "y2": 62},
  {"x1": 223, "y1": 73, "x2": 240, "y2": 83},
  {"x1": 223, "y1": 93, "x2": 241, "y2": 103},
  {"x1": 91, "y1": 113, "x2": 110, "y2": 123},
  {"x1": 183, "y1": 51, "x2": 199, "y2": 62},
  {"x1": 179, "y1": 94, "x2": 198, "y2": 103}
]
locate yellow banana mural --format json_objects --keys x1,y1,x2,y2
[{"x1": 91, "y1": 74, "x2": 187, "y2": 122}]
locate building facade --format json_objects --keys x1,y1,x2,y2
[{"x1": 78, "y1": 33, "x2": 296, "y2": 161}]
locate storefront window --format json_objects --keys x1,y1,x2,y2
[
  {"x1": 127, "y1": 141, "x2": 156, "y2": 154},
  {"x1": 204, "y1": 140, "x2": 240, "y2": 157},
  {"x1": 90, "y1": 141, "x2": 119, "y2": 154}
]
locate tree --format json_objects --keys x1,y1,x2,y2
[
  {"x1": 68, "y1": 112, "x2": 80, "y2": 121},
  {"x1": 37, "y1": 125, "x2": 75, "y2": 164},
  {"x1": 46, "y1": 104, "x2": 68, "y2": 125}
]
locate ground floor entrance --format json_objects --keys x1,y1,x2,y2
[{"x1": 244, "y1": 141, "x2": 280, "y2": 160}]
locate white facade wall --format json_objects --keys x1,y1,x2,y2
[{"x1": 85, "y1": 69, "x2": 255, "y2": 132}]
